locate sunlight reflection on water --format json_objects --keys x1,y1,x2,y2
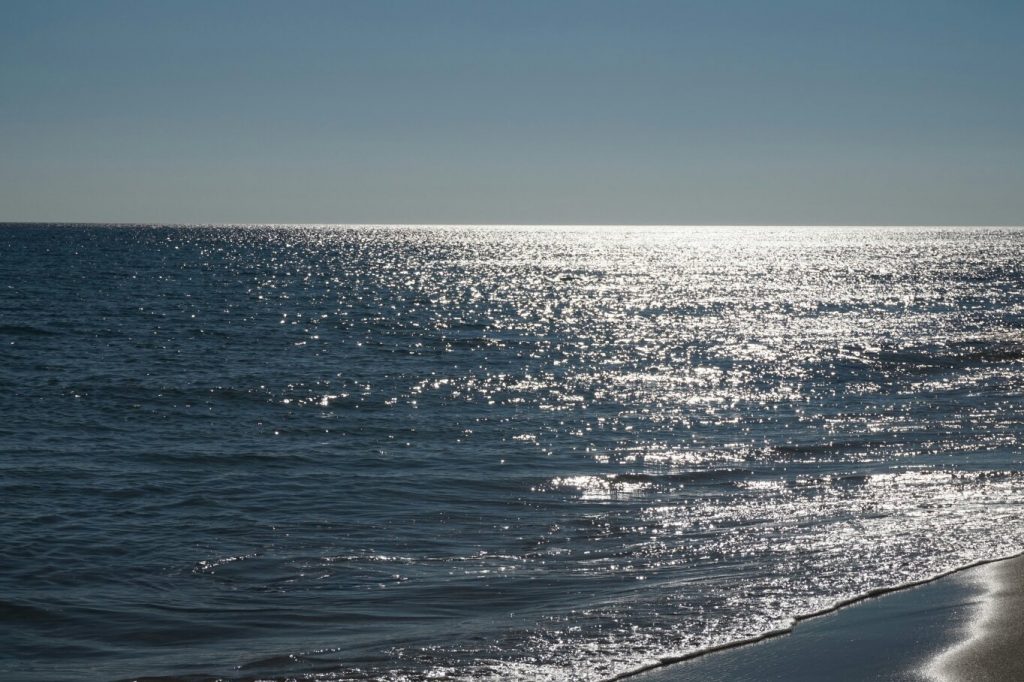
[{"x1": 2, "y1": 225, "x2": 1024, "y2": 681}]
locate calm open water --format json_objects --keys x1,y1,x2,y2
[{"x1": 2, "y1": 225, "x2": 1024, "y2": 681}]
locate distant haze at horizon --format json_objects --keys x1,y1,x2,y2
[{"x1": 2, "y1": 0, "x2": 1022, "y2": 225}]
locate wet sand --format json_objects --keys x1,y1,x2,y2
[
  {"x1": 621, "y1": 556, "x2": 1024, "y2": 681},
  {"x1": 928, "y1": 555, "x2": 1024, "y2": 681}
]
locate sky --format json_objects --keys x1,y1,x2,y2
[{"x1": 1, "y1": 0, "x2": 1022, "y2": 225}]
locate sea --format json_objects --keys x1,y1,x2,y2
[{"x1": 2, "y1": 224, "x2": 1023, "y2": 682}]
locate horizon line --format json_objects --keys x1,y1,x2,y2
[{"x1": 2, "y1": 222, "x2": 1023, "y2": 228}]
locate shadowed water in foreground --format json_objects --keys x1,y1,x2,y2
[{"x1": 2, "y1": 225, "x2": 1024, "y2": 681}]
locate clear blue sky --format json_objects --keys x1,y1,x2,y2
[{"x1": 1, "y1": 0, "x2": 1022, "y2": 224}]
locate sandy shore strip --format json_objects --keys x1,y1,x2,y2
[
  {"x1": 619, "y1": 555, "x2": 1024, "y2": 681},
  {"x1": 928, "y1": 554, "x2": 1024, "y2": 681}
]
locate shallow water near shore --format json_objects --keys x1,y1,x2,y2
[{"x1": 2, "y1": 225, "x2": 1024, "y2": 681}]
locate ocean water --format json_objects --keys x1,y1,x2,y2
[{"x1": 2, "y1": 224, "x2": 1023, "y2": 682}]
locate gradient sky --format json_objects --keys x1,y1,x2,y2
[{"x1": 2, "y1": 0, "x2": 1022, "y2": 224}]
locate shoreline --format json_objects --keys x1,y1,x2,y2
[{"x1": 614, "y1": 552, "x2": 1024, "y2": 681}]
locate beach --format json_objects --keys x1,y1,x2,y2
[
  {"x1": 625, "y1": 555, "x2": 1024, "y2": 681},
  {"x1": 929, "y1": 554, "x2": 1024, "y2": 681}
]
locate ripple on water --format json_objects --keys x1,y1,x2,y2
[{"x1": 1, "y1": 225, "x2": 1024, "y2": 681}]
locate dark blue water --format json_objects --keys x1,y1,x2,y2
[{"x1": 2, "y1": 225, "x2": 1024, "y2": 681}]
